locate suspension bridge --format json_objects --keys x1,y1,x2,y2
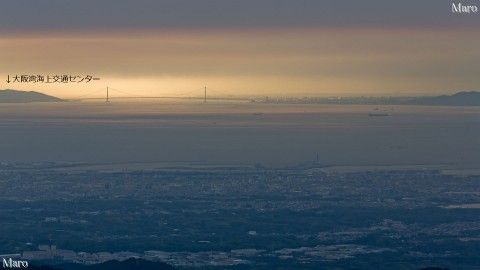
[{"x1": 68, "y1": 86, "x2": 252, "y2": 103}]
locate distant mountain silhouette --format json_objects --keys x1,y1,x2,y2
[
  {"x1": 0, "y1": 89, "x2": 63, "y2": 103},
  {"x1": 408, "y1": 91, "x2": 480, "y2": 106}
]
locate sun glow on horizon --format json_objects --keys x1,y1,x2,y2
[{"x1": 1, "y1": 27, "x2": 480, "y2": 98}]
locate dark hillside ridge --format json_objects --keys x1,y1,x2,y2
[
  {"x1": 0, "y1": 89, "x2": 63, "y2": 103},
  {"x1": 406, "y1": 91, "x2": 480, "y2": 106},
  {"x1": 30, "y1": 258, "x2": 176, "y2": 270}
]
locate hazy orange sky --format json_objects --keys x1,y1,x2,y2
[{"x1": 1, "y1": 1, "x2": 479, "y2": 98}]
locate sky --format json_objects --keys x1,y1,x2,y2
[{"x1": 1, "y1": 0, "x2": 479, "y2": 98}]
